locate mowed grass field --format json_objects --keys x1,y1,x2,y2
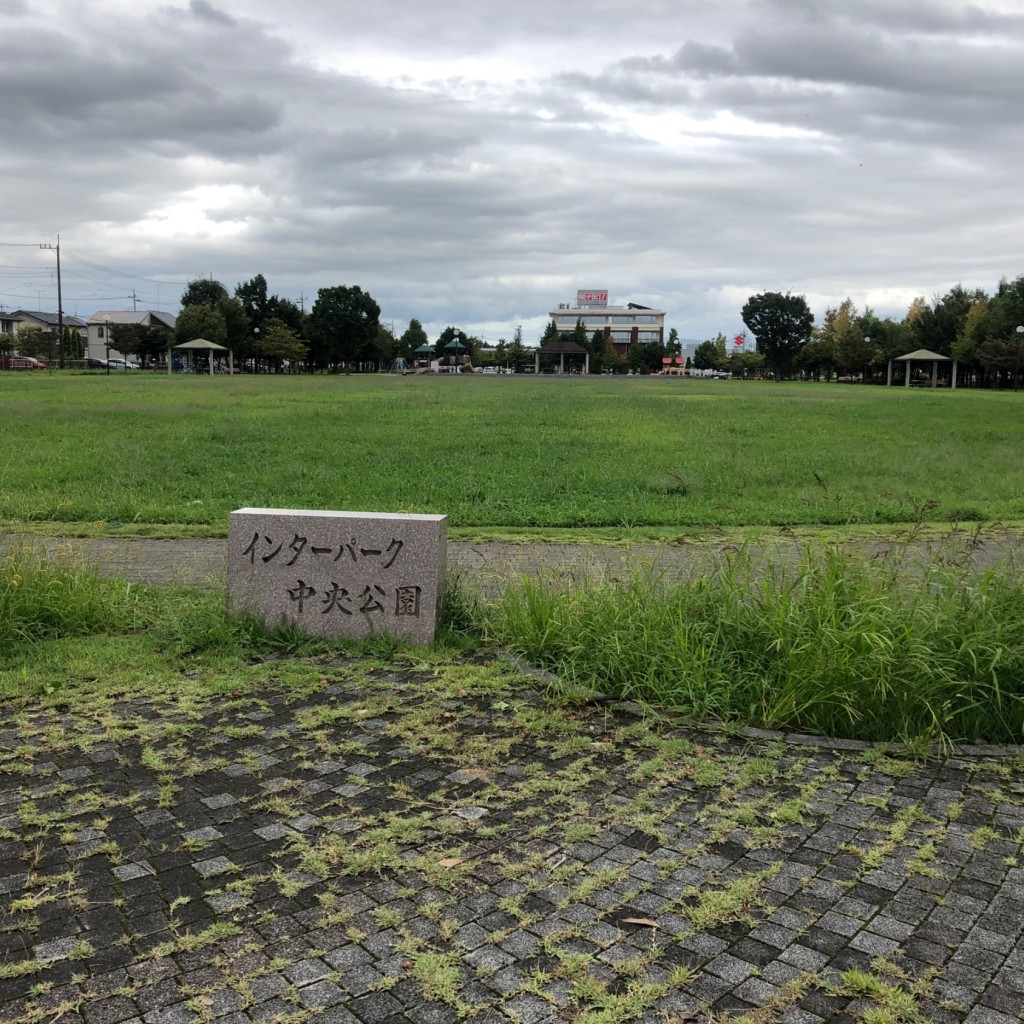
[{"x1": 2, "y1": 372, "x2": 1023, "y2": 537}]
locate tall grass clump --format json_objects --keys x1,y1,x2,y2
[
  {"x1": 0, "y1": 544, "x2": 322, "y2": 667},
  {"x1": 0, "y1": 544, "x2": 144, "y2": 652},
  {"x1": 482, "y1": 543, "x2": 1024, "y2": 744}
]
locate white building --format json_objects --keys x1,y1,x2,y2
[{"x1": 549, "y1": 289, "x2": 665, "y2": 356}]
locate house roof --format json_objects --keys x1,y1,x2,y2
[
  {"x1": 87, "y1": 310, "x2": 177, "y2": 329},
  {"x1": 13, "y1": 310, "x2": 89, "y2": 327},
  {"x1": 894, "y1": 348, "x2": 951, "y2": 362}
]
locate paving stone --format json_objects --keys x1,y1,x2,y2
[
  {"x1": 82, "y1": 997, "x2": 139, "y2": 1024},
  {"x1": 308, "y1": 1008, "x2": 361, "y2": 1024},
  {"x1": 846, "y1": 929, "x2": 900, "y2": 956},
  {"x1": 779, "y1": 945, "x2": 830, "y2": 971},
  {"x1": 182, "y1": 826, "x2": 222, "y2": 842},
  {"x1": 249, "y1": 973, "x2": 289, "y2": 1003},
  {"x1": 141, "y1": 1005, "x2": 198, "y2": 1024},
  {"x1": 112, "y1": 861, "x2": 154, "y2": 882},
  {"x1": 705, "y1": 952, "x2": 756, "y2": 985},
  {"x1": 324, "y1": 944, "x2": 374, "y2": 970},
  {"x1": 964, "y1": 1008, "x2": 1019, "y2": 1024},
  {"x1": 191, "y1": 855, "x2": 235, "y2": 877},
  {"x1": 199, "y1": 794, "x2": 238, "y2": 809},
  {"x1": 298, "y1": 981, "x2": 347, "y2": 1009},
  {"x1": 253, "y1": 823, "x2": 295, "y2": 841},
  {"x1": 816, "y1": 911, "x2": 862, "y2": 937},
  {"x1": 500, "y1": 994, "x2": 553, "y2": 1024},
  {"x1": 407, "y1": 1006, "x2": 459, "y2": 1024},
  {"x1": 339, "y1": 965, "x2": 385, "y2": 997},
  {"x1": 349, "y1": 991, "x2": 404, "y2": 1021},
  {"x1": 282, "y1": 957, "x2": 332, "y2": 986},
  {"x1": 734, "y1": 977, "x2": 782, "y2": 1004},
  {"x1": 464, "y1": 946, "x2": 516, "y2": 972},
  {"x1": 35, "y1": 936, "x2": 86, "y2": 962}
]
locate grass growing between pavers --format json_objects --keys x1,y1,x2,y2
[
  {"x1": 4, "y1": 374, "x2": 1024, "y2": 538},
  {"x1": 2, "y1": 553, "x2": 1024, "y2": 1023}
]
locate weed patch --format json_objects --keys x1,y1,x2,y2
[{"x1": 483, "y1": 542, "x2": 1024, "y2": 744}]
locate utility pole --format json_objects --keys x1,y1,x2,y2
[
  {"x1": 131, "y1": 289, "x2": 138, "y2": 312},
  {"x1": 39, "y1": 235, "x2": 65, "y2": 368}
]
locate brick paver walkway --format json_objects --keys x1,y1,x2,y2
[{"x1": 1, "y1": 660, "x2": 1022, "y2": 1024}]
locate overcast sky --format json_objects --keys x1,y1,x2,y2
[{"x1": 2, "y1": 0, "x2": 1022, "y2": 342}]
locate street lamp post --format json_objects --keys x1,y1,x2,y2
[
  {"x1": 253, "y1": 327, "x2": 260, "y2": 375},
  {"x1": 104, "y1": 316, "x2": 111, "y2": 376},
  {"x1": 1015, "y1": 326, "x2": 1024, "y2": 392}
]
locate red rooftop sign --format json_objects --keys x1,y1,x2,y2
[{"x1": 576, "y1": 290, "x2": 608, "y2": 305}]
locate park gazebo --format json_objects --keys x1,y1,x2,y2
[
  {"x1": 172, "y1": 338, "x2": 233, "y2": 375},
  {"x1": 887, "y1": 349, "x2": 957, "y2": 389},
  {"x1": 535, "y1": 340, "x2": 589, "y2": 375},
  {"x1": 443, "y1": 338, "x2": 468, "y2": 369}
]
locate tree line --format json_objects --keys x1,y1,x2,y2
[
  {"x1": 113, "y1": 276, "x2": 524, "y2": 373},
  {"x1": 99, "y1": 270, "x2": 1024, "y2": 384},
  {"x1": 735, "y1": 276, "x2": 1024, "y2": 386}
]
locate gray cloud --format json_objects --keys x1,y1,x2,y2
[{"x1": 1, "y1": 0, "x2": 1022, "y2": 341}]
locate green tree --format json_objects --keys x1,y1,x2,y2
[
  {"x1": 798, "y1": 316, "x2": 837, "y2": 380},
  {"x1": 568, "y1": 317, "x2": 589, "y2": 348},
  {"x1": 398, "y1": 318, "x2": 428, "y2": 360},
  {"x1": 181, "y1": 278, "x2": 229, "y2": 308},
  {"x1": 741, "y1": 292, "x2": 814, "y2": 378},
  {"x1": 508, "y1": 324, "x2": 530, "y2": 373},
  {"x1": 831, "y1": 299, "x2": 867, "y2": 376},
  {"x1": 372, "y1": 323, "x2": 397, "y2": 366},
  {"x1": 494, "y1": 337, "x2": 509, "y2": 367},
  {"x1": 110, "y1": 323, "x2": 168, "y2": 366},
  {"x1": 904, "y1": 296, "x2": 928, "y2": 330},
  {"x1": 691, "y1": 333, "x2": 728, "y2": 371},
  {"x1": 307, "y1": 285, "x2": 380, "y2": 372},
  {"x1": 60, "y1": 326, "x2": 84, "y2": 360},
  {"x1": 220, "y1": 296, "x2": 252, "y2": 356},
  {"x1": 259, "y1": 318, "x2": 307, "y2": 372},
  {"x1": 175, "y1": 304, "x2": 227, "y2": 348},
  {"x1": 235, "y1": 274, "x2": 270, "y2": 336},
  {"x1": 977, "y1": 277, "x2": 1024, "y2": 357},
  {"x1": 911, "y1": 284, "x2": 978, "y2": 357},
  {"x1": 666, "y1": 327, "x2": 680, "y2": 355},
  {"x1": 272, "y1": 297, "x2": 305, "y2": 337},
  {"x1": 588, "y1": 329, "x2": 607, "y2": 374},
  {"x1": 952, "y1": 298, "x2": 987, "y2": 366},
  {"x1": 14, "y1": 327, "x2": 53, "y2": 360},
  {"x1": 732, "y1": 350, "x2": 766, "y2": 377},
  {"x1": 692, "y1": 336, "x2": 726, "y2": 370}
]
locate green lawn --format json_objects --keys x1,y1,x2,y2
[{"x1": 2, "y1": 373, "x2": 1023, "y2": 537}]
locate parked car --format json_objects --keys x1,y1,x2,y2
[
  {"x1": 86, "y1": 357, "x2": 110, "y2": 369},
  {"x1": 2, "y1": 356, "x2": 47, "y2": 370},
  {"x1": 107, "y1": 359, "x2": 140, "y2": 369}
]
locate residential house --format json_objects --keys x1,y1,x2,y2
[{"x1": 85, "y1": 310, "x2": 177, "y2": 363}]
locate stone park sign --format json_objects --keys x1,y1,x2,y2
[{"x1": 228, "y1": 508, "x2": 447, "y2": 644}]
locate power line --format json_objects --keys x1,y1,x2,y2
[{"x1": 63, "y1": 250, "x2": 183, "y2": 286}]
